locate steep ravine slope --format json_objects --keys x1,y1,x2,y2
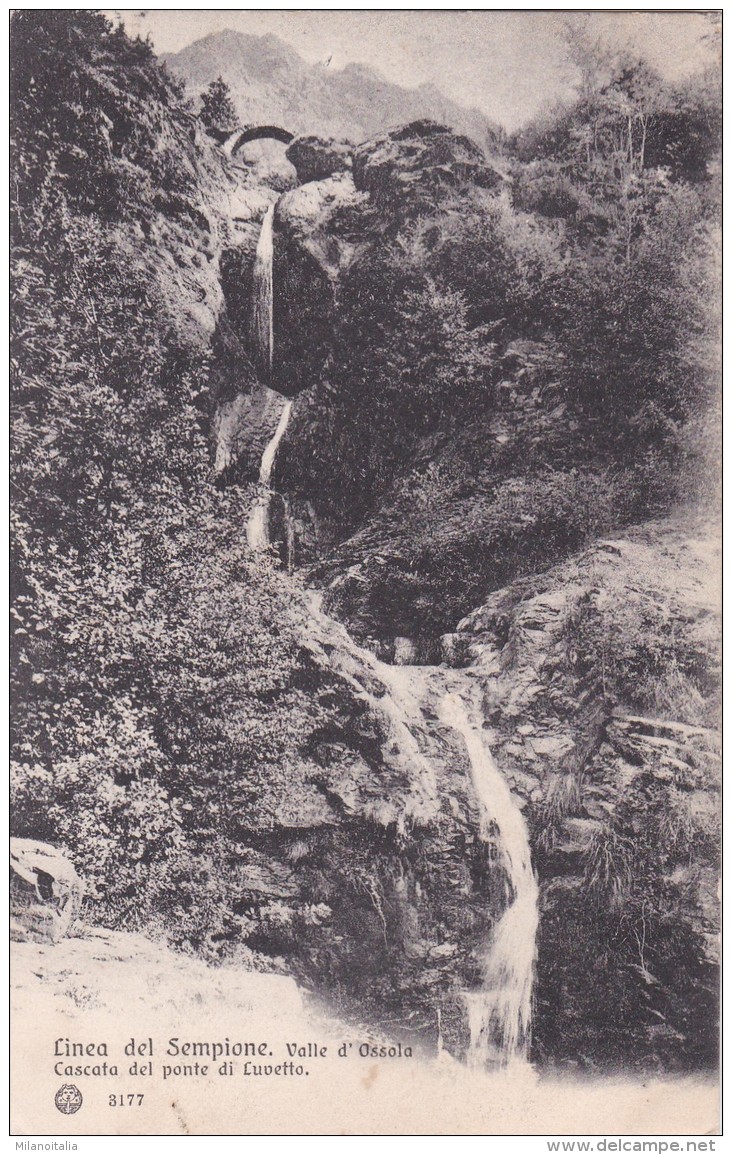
[
  {"x1": 10, "y1": 19, "x2": 535, "y2": 1066},
  {"x1": 206, "y1": 120, "x2": 719, "y2": 1070},
  {"x1": 454, "y1": 515, "x2": 721, "y2": 1070}
]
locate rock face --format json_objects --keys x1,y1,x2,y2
[
  {"x1": 117, "y1": 113, "x2": 235, "y2": 352},
  {"x1": 10, "y1": 839, "x2": 84, "y2": 943},
  {"x1": 286, "y1": 134, "x2": 353, "y2": 184},
  {"x1": 352, "y1": 120, "x2": 502, "y2": 213},
  {"x1": 454, "y1": 516, "x2": 721, "y2": 1070},
  {"x1": 210, "y1": 120, "x2": 502, "y2": 462},
  {"x1": 167, "y1": 514, "x2": 718, "y2": 1069},
  {"x1": 212, "y1": 172, "x2": 372, "y2": 448},
  {"x1": 276, "y1": 172, "x2": 370, "y2": 282},
  {"x1": 224, "y1": 595, "x2": 516, "y2": 1056},
  {"x1": 269, "y1": 173, "x2": 372, "y2": 396},
  {"x1": 213, "y1": 384, "x2": 288, "y2": 480}
]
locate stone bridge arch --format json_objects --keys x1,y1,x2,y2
[{"x1": 228, "y1": 125, "x2": 295, "y2": 155}]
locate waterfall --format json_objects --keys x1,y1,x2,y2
[
  {"x1": 313, "y1": 620, "x2": 539, "y2": 1067},
  {"x1": 357, "y1": 657, "x2": 539, "y2": 1066},
  {"x1": 247, "y1": 396, "x2": 292, "y2": 551},
  {"x1": 439, "y1": 693, "x2": 539, "y2": 1067},
  {"x1": 242, "y1": 198, "x2": 539, "y2": 1069},
  {"x1": 250, "y1": 204, "x2": 274, "y2": 376},
  {"x1": 246, "y1": 204, "x2": 293, "y2": 553},
  {"x1": 260, "y1": 398, "x2": 292, "y2": 488}
]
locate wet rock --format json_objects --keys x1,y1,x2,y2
[
  {"x1": 213, "y1": 384, "x2": 288, "y2": 481},
  {"x1": 276, "y1": 172, "x2": 371, "y2": 282},
  {"x1": 392, "y1": 636, "x2": 441, "y2": 665},
  {"x1": 228, "y1": 184, "x2": 280, "y2": 223},
  {"x1": 256, "y1": 174, "x2": 372, "y2": 397},
  {"x1": 455, "y1": 515, "x2": 720, "y2": 1070}
]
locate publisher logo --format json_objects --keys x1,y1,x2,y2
[{"x1": 55, "y1": 1084, "x2": 83, "y2": 1115}]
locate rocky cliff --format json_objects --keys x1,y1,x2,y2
[{"x1": 453, "y1": 515, "x2": 720, "y2": 1069}]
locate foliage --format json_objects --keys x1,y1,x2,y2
[
  {"x1": 283, "y1": 33, "x2": 719, "y2": 640},
  {"x1": 512, "y1": 27, "x2": 721, "y2": 186},
  {"x1": 10, "y1": 10, "x2": 216, "y2": 238},
  {"x1": 533, "y1": 529, "x2": 720, "y2": 1072},
  {"x1": 9, "y1": 12, "x2": 318, "y2": 949},
  {"x1": 562, "y1": 773, "x2": 719, "y2": 1071},
  {"x1": 284, "y1": 230, "x2": 498, "y2": 521},
  {"x1": 324, "y1": 456, "x2": 678, "y2": 637},
  {"x1": 561, "y1": 566, "x2": 720, "y2": 727},
  {"x1": 199, "y1": 77, "x2": 239, "y2": 136},
  {"x1": 551, "y1": 187, "x2": 719, "y2": 443},
  {"x1": 9, "y1": 202, "x2": 318, "y2": 943}
]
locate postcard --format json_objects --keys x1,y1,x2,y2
[{"x1": 9, "y1": 8, "x2": 721, "y2": 1138}]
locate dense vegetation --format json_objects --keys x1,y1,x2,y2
[
  {"x1": 200, "y1": 77, "x2": 240, "y2": 137},
  {"x1": 10, "y1": 11, "x2": 318, "y2": 950},
  {"x1": 276, "y1": 33, "x2": 721, "y2": 640}
]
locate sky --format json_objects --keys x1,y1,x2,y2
[{"x1": 105, "y1": 9, "x2": 719, "y2": 131}]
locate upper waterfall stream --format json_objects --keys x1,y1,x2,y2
[
  {"x1": 245, "y1": 201, "x2": 293, "y2": 554},
  {"x1": 245, "y1": 201, "x2": 539, "y2": 1067},
  {"x1": 250, "y1": 203, "x2": 274, "y2": 375}
]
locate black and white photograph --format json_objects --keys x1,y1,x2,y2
[{"x1": 9, "y1": 7, "x2": 722, "y2": 1138}]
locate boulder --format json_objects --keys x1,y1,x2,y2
[
  {"x1": 286, "y1": 134, "x2": 352, "y2": 185},
  {"x1": 228, "y1": 185, "x2": 280, "y2": 223},
  {"x1": 275, "y1": 172, "x2": 371, "y2": 282},
  {"x1": 10, "y1": 839, "x2": 84, "y2": 943},
  {"x1": 352, "y1": 120, "x2": 502, "y2": 214}
]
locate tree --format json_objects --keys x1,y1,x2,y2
[{"x1": 199, "y1": 77, "x2": 238, "y2": 136}]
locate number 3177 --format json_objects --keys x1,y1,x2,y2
[{"x1": 109, "y1": 1094, "x2": 144, "y2": 1107}]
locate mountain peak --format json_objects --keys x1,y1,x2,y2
[
  {"x1": 166, "y1": 28, "x2": 305, "y2": 66},
  {"x1": 164, "y1": 32, "x2": 498, "y2": 150},
  {"x1": 339, "y1": 61, "x2": 383, "y2": 79}
]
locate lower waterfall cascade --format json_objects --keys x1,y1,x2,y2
[
  {"x1": 439, "y1": 693, "x2": 539, "y2": 1065},
  {"x1": 244, "y1": 201, "x2": 540, "y2": 1068},
  {"x1": 246, "y1": 393, "x2": 293, "y2": 552}
]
